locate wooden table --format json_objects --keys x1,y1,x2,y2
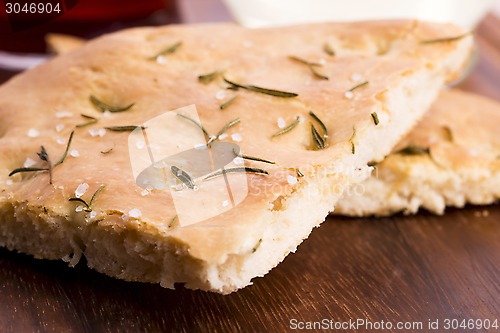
[{"x1": 1, "y1": 11, "x2": 499, "y2": 333}]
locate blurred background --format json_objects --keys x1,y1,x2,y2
[{"x1": 0, "y1": 0, "x2": 500, "y2": 81}]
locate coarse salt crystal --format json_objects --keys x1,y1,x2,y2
[
  {"x1": 194, "y1": 143, "x2": 207, "y2": 150},
  {"x1": 287, "y1": 175, "x2": 298, "y2": 185},
  {"x1": 141, "y1": 189, "x2": 150, "y2": 196},
  {"x1": 156, "y1": 55, "x2": 167, "y2": 65},
  {"x1": 231, "y1": 133, "x2": 242, "y2": 142},
  {"x1": 75, "y1": 183, "x2": 89, "y2": 198},
  {"x1": 351, "y1": 73, "x2": 363, "y2": 82},
  {"x1": 27, "y1": 129, "x2": 40, "y2": 138},
  {"x1": 277, "y1": 117, "x2": 286, "y2": 129},
  {"x1": 89, "y1": 211, "x2": 97, "y2": 219},
  {"x1": 218, "y1": 133, "x2": 228, "y2": 140},
  {"x1": 233, "y1": 157, "x2": 244, "y2": 165},
  {"x1": 97, "y1": 128, "x2": 106, "y2": 137},
  {"x1": 215, "y1": 90, "x2": 226, "y2": 100},
  {"x1": 129, "y1": 208, "x2": 142, "y2": 218},
  {"x1": 146, "y1": 185, "x2": 153, "y2": 191},
  {"x1": 222, "y1": 200, "x2": 229, "y2": 207},
  {"x1": 23, "y1": 157, "x2": 37, "y2": 168},
  {"x1": 55, "y1": 124, "x2": 65, "y2": 132},
  {"x1": 55, "y1": 111, "x2": 72, "y2": 119},
  {"x1": 89, "y1": 128, "x2": 106, "y2": 137},
  {"x1": 75, "y1": 205, "x2": 85, "y2": 212},
  {"x1": 56, "y1": 138, "x2": 66, "y2": 145},
  {"x1": 6, "y1": 180, "x2": 13, "y2": 185},
  {"x1": 70, "y1": 150, "x2": 80, "y2": 157},
  {"x1": 136, "y1": 140, "x2": 145, "y2": 149},
  {"x1": 103, "y1": 111, "x2": 112, "y2": 118},
  {"x1": 344, "y1": 91, "x2": 354, "y2": 99}
]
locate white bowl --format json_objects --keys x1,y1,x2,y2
[{"x1": 223, "y1": 0, "x2": 496, "y2": 29}]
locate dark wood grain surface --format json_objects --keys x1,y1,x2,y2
[{"x1": 1, "y1": 12, "x2": 500, "y2": 333}]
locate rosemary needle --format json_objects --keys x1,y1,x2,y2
[
  {"x1": 349, "y1": 127, "x2": 356, "y2": 154},
  {"x1": 289, "y1": 56, "x2": 329, "y2": 80},
  {"x1": 395, "y1": 144, "x2": 430, "y2": 155},
  {"x1": 233, "y1": 148, "x2": 275, "y2": 164},
  {"x1": 220, "y1": 96, "x2": 238, "y2": 110},
  {"x1": 348, "y1": 81, "x2": 369, "y2": 92},
  {"x1": 198, "y1": 70, "x2": 220, "y2": 84},
  {"x1": 90, "y1": 95, "x2": 135, "y2": 113},
  {"x1": 323, "y1": 43, "x2": 335, "y2": 56},
  {"x1": 420, "y1": 33, "x2": 470, "y2": 44},
  {"x1": 311, "y1": 124, "x2": 326, "y2": 150},
  {"x1": 309, "y1": 111, "x2": 328, "y2": 139},
  {"x1": 371, "y1": 112, "x2": 380, "y2": 126},
  {"x1": 223, "y1": 77, "x2": 298, "y2": 98},
  {"x1": 9, "y1": 167, "x2": 49, "y2": 177},
  {"x1": 54, "y1": 130, "x2": 75, "y2": 167},
  {"x1": 204, "y1": 167, "x2": 269, "y2": 180},
  {"x1": 105, "y1": 126, "x2": 145, "y2": 132},
  {"x1": 76, "y1": 114, "x2": 98, "y2": 128},
  {"x1": 150, "y1": 41, "x2": 182, "y2": 60},
  {"x1": 215, "y1": 118, "x2": 240, "y2": 138},
  {"x1": 176, "y1": 113, "x2": 211, "y2": 138},
  {"x1": 272, "y1": 116, "x2": 300, "y2": 138},
  {"x1": 171, "y1": 166, "x2": 197, "y2": 190}
]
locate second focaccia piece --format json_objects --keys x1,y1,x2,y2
[
  {"x1": 336, "y1": 89, "x2": 500, "y2": 216},
  {"x1": 0, "y1": 21, "x2": 471, "y2": 293}
]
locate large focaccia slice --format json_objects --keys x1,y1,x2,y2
[
  {"x1": 336, "y1": 89, "x2": 500, "y2": 216},
  {"x1": 0, "y1": 21, "x2": 471, "y2": 293}
]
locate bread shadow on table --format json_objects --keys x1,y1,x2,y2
[{"x1": 0, "y1": 204, "x2": 498, "y2": 331}]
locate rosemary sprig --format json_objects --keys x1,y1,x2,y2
[
  {"x1": 323, "y1": 43, "x2": 335, "y2": 56},
  {"x1": 171, "y1": 166, "x2": 197, "y2": 190},
  {"x1": 349, "y1": 127, "x2": 356, "y2": 154},
  {"x1": 105, "y1": 126, "x2": 145, "y2": 132},
  {"x1": 311, "y1": 124, "x2": 326, "y2": 150},
  {"x1": 54, "y1": 130, "x2": 75, "y2": 167},
  {"x1": 223, "y1": 77, "x2": 298, "y2": 98},
  {"x1": 395, "y1": 144, "x2": 430, "y2": 155},
  {"x1": 367, "y1": 161, "x2": 378, "y2": 167},
  {"x1": 69, "y1": 185, "x2": 105, "y2": 212},
  {"x1": 289, "y1": 56, "x2": 329, "y2": 80},
  {"x1": 220, "y1": 96, "x2": 238, "y2": 110},
  {"x1": 309, "y1": 111, "x2": 328, "y2": 139},
  {"x1": 420, "y1": 33, "x2": 470, "y2": 44},
  {"x1": 176, "y1": 113, "x2": 211, "y2": 138},
  {"x1": 9, "y1": 131, "x2": 74, "y2": 184},
  {"x1": 233, "y1": 148, "x2": 275, "y2": 164},
  {"x1": 204, "y1": 167, "x2": 269, "y2": 180},
  {"x1": 76, "y1": 114, "x2": 98, "y2": 128},
  {"x1": 90, "y1": 95, "x2": 135, "y2": 113},
  {"x1": 150, "y1": 41, "x2": 182, "y2": 60},
  {"x1": 371, "y1": 112, "x2": 380, "y2": 126},
  {"x1": 272, "y1": 116, "x2": 300, "y2": 138},
  {"x1": 349, "y1": 81, "x2": 369, "y2": 92},
  {"x1": 198, "y1": 70, "x2": 220, "y2": 84}
]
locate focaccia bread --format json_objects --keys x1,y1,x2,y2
[
  {"x1": 336, "y1": 89, "x2": 500, "y2": 216},
  {"x1": 0, "y1": 21, "x2": 472, "y2": 293}
]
